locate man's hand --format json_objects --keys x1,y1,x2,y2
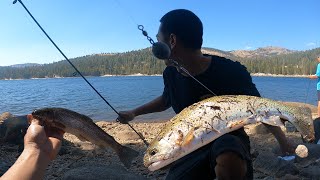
[
  {"x1": 1, "y1": 117, "x2": 65, "y2": 180},
  {"x1": 278, "y1": 138, "x2": 296, "y2": 155},
  {"x1": 309, "y1": 75, "x2": 317, "y2": 79},
  {"x1": 264, "y1": 124, "x2": 296, "y2": 155},
  {"x1": 117, "y1": 110, "x2": 135, "y2": 124},
  {"x1": 24, "y1": 117, "x2": 64, "y2": 160}
]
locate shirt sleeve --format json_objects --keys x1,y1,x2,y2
[
  {"x1": 162, "y1": 69, "x2": 171, "y2": 108},
  {"x1": 315, "y1": 64, "x2": 320, "y2": 77},
  {"x1": 230, "y1": 61, "x2": 261, "y2": 97}
]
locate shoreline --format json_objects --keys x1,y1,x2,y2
[
  {"x1": 250, "y1": 73, "x2": 309, "y2": 78},
  {"x1": 0, "y1": 73, "x2": 311, "y2": 81}
]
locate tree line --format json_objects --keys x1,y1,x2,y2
[
  {"x1": 0, "y1": 47, "x2": 319, "y2": 80},
  {"x1": 237, "y1": 48, "x2": 320, "y2": 75}
]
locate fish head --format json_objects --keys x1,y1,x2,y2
[
  {"x1": 291, "y1": 107, "x2": 315, "y2": 143},
  {"x1": 31, "y1": 108, "x2": 71, "y2": 132},
  {"x1": 31, "y1": 108, "x2": 55, "y2": 123},
  {"x1": 30, "y1": 108, "x2": 66, "y2": 130},
  {"x1": 143, "y1": 129, "x2": 188, "y2": 171}
]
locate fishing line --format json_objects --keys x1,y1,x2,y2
[
  {"x1": 112, "y1": 0, "x2": 217, "y2": 96},
  {"x1": 304, "y1": 78, "x2": 311, "y2": 104},
  {"x1": 111, "y1": 0, "x2": 138, "y2": 27},
  {"x1": 138, "y1": 25, "x2": 217, "y2": 96},
  {"x1": 13, "y1": 0, "x2": 149, "y2": 147}
]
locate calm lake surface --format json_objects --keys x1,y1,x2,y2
[{"x1": 0, "y1": 76, "x2": 316, "y2": 121}]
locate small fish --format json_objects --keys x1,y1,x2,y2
[
  {"x1": 29, "y1": 108, "x2": 139, "y2": 168},
  {"x1": 144, "y1": 95, "x2": 315, "y2": 171}
]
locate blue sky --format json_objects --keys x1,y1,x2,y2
[{"x1": 0, "y1": 0, "x2": 319, "y2": 66}]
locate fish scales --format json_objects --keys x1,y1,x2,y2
[
  {"x1": 30, "y1": 108, "x2": 139, "y2": 168},
  {"x1": 144, "y1": 95, "x2": 315, "y2": 171}
]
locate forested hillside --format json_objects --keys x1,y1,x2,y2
[{"x1": 0, "y1": 47, "x2": 319, "y2": 79}]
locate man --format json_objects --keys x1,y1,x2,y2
[
  {"x1": 118, "y1": 9, "x2": 294, "y2": 180},
  {"x1": 309, "y1": 55, "x2": 320, "y2": 117}
]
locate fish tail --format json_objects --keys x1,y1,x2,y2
[{"x1": 118, "y1": 146, "x2": 139, "y2": 168}]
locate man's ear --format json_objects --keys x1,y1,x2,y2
[{"x1": 169, "y1": 33, "x2": 177, "y2": 49}]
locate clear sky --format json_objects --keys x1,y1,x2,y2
[{"x1": 0, "y1": 0, "x2": 319, "y2": 66}]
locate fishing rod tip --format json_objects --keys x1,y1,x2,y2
[{"x1": 13, "y1": 0, "x2": 18, "y2": 4}]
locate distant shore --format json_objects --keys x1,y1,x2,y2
[
  {"x1": 0, "y1": 73, "x2": 311, "y2": 81},
  {"x1": 250, "y1": 73, "x2": 309, "y2": 78},
  {"x1": 101, "y1": 73, "x2": 162, "y2": 77}
]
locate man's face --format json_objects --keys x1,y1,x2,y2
[
  {"x1": 156, "y1": 24, "x2": 169, "y2": 45},
  {"x1": 317, "y1": 56, "x2": 320, "y2": 62},
  {"x1": 156, "y1": 24, "x2": 174, "y2": 66}
]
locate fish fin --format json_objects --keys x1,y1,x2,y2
[
  {"x1": 227, "y1": 119, "x2": 246, "y2": 129},
  {"x1": 181, "y1": 127, "x2": 195, "y2": 147},
  {"x1": 175, "y1": 130, "x2": 184, "y2": 146},
  {"x1": 261, "y1": 115, "x2": 284, "y2": 127},
  {"x1": 118, "y1": 146, "x2": 139, "y2": 169},
  {"x1": 76, "y1": 134, "x2": 88, "y2": 142}
]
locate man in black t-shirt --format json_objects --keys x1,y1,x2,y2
[{"x1": 118, "y1": 9, "x2": 294, "y2": 180}]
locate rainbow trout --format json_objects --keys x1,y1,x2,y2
[
  {"x1": 144, "y1": 95, "x2": 315, "y2": 171},
  {"x1": 29, "y1": 108, "x2": 139, "y2": 168}
]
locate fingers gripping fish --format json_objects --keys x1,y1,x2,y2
[{"x1": 29, "y1": 108, "x2": 139, "y2": 168}]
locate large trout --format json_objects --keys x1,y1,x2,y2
[
  {"x1": 29, "y1": 108, "x2": 139, "y2": 168},
  {"x1": 144, "y1": 95, "x2": 315, "y2": 171}
]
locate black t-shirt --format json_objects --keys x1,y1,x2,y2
[{"x1": 162, "y1": 55, "x2": 261, "y2": 141}]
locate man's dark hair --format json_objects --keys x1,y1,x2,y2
[{"x1": 160, "y1": 9, "x2": 203, "y2": 50}]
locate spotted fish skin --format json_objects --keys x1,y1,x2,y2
[
  {"x1": 30, "y1": 108, "x2": 139, "y2": 168},
  {"x1": 144, "y1": 95, "x2": 315, "y2": 171}
]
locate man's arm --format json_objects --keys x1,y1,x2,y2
[
  {"x1": 264, "y1": 124, "x2": 296, "y2": 154},
  {"x1": 309, "y1": 64, "x2": 320, "y2": 79},
  {"x1": 133, "y1": 95, "x2": 170, "y2": 116},
  {"x1": 0, "y1": 148, "x2": 50, "y2": 180},
  {"x1": 1, "y1": 118, "x2": 63, "y2": 180},
  {"x1": 117, "y1": 95, "x2": 170, "y2": 123},
  {"x1": 309, "y1": 75, "x2": 318, "y2": 79}
]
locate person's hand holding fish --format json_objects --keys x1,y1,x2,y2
[
  {"x1": 279, "y1": 138, "x2": 296, "y2": 155},
  {"x1": 117, "y1": 110, "x2": 135, "y2": 124},
  {"x1": 1, "y1": 115, "x2": 65, "y2": 180},
  {"x1": 25, "y1": 115, "x2": 65, "y2": 161}
]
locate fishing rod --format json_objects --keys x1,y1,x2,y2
[{"x1": 12, "y1": 0, "x2": 149, "y2": 147}]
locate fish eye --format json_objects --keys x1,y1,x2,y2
[{"x1": 150, "y1": 149, "x2": 158, "y2": 156}]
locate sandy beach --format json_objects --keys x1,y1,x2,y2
[{"x1": 1, "y1": 102, "x2": 319, "y2": 179}]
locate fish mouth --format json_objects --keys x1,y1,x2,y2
[
  {"x1": 148, "y1": 161, "x2": 163, "y2": 171},
  {"x1": 147, "y1": 159, "x2": 173, "y2": 171},
  {"x1": 144, "y1": 153, "x2": 179, "y2": 171}
]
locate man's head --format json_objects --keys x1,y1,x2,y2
[
  {"x1": 317, "y1": 55, "x2": 320, "y2": 62},
  {"x1": 157, "y1": 9, "x2": 203, "y2": 60}
]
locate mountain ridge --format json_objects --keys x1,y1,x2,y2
[{"x1": 0, "y1": 46, "x2": 319, "y2": 79}]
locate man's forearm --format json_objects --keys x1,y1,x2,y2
[
  {"x1": 133, "y1": 95, "x2": 169, "y2": 116},
  {"x1": 1, "y1": 149, "x2": 50, "y2": 180},
  {"x1": 309, "y1": 75, "x2": 318, "y2": 79},
  {"x1": 264, "y1": 124, "x2": 295, "y2": 154}
]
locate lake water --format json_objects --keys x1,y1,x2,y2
[{"x1": 0, "y1": 76, "x2": 316, "y2": 121}]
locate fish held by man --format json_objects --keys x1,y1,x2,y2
[
  {"x1": 144, "y1": 95, "x2": 315, "y2": 171},
  {"x1": 28, "y1": 108, "x2": 139, "y2": 168}
]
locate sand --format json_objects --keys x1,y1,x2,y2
[{"x1": 1, "y1": 102, "x2": 319, "y2": 179}]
